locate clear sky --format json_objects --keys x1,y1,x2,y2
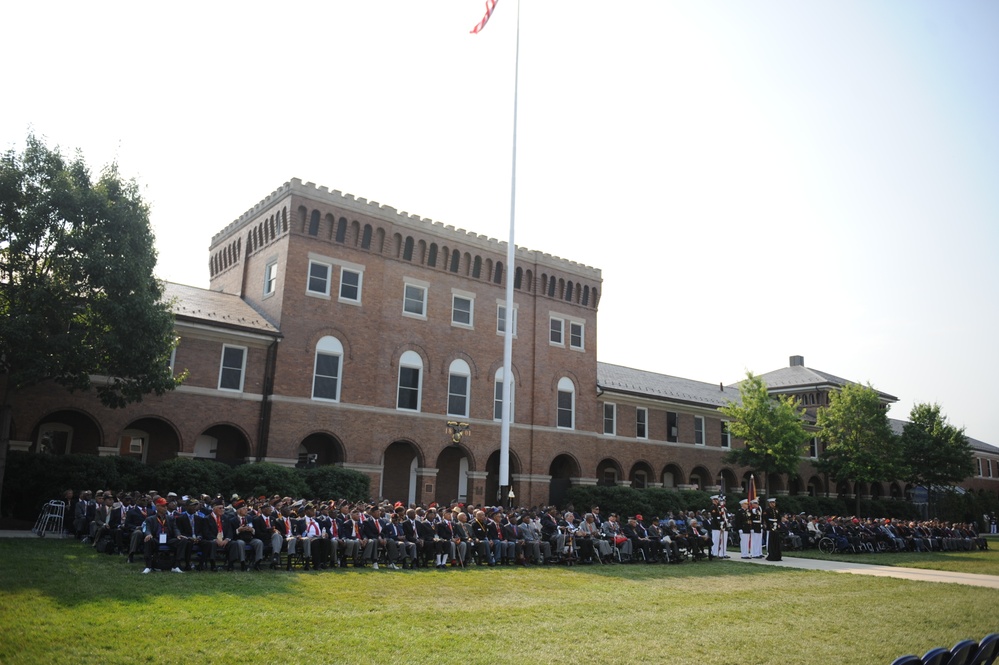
[{"x1": 4, "y1": 1, "x2": 998, "y2": 443}]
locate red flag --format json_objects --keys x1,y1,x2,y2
[
  {"x1": 470, "y1": 0, "x2": 499, "y2": 34},
  {"x1": 747, "y1": 475, "x2": 757, "y2": 503}
]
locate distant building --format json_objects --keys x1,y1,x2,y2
[{"x1": 7, "y1": 179, "x2": 997, "y2": 506}]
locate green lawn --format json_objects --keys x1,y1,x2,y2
[{"x1": 1, "y1": 539, "x2": 997, "y2": 665}]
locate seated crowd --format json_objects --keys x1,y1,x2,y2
[
  {"x1": 61, "y1": 489, "x2": 988, "y2": 573},
  {"x1": 63, "y1": 489, "x2": 730, "y2": 573}
]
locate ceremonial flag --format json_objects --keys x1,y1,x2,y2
[
  {"x1": 470, "y1": 0, "x2": 499, "y2": 34},
  {"x1": 747, "y1": 474, "x2": 757, "y2": 503}
]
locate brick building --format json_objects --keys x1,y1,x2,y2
[{"x1": 7, "y1": 179, "x2": 997, "y2": 506}]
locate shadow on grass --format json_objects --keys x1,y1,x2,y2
[
  {"x1": 1, "y1": 540, "x2": 802, "y2": 608},
  {"x1": 0, "y1": 539, "x2": 308, "y2": 608}
]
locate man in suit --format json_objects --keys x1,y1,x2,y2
[
  {"x1": 141, "y1": 497, "x2": 186, "y2": 574},
  {"x1": 74, "y1": 490, "x2": 96, "y2": 543},
  {"x1": 228, "y1": 500, "x2": 265, "y2": 571},
  {"x1": 360, "y1": 505, "x2": 387, "y2": 570},
  {"x1": 175, "y1": 498, "x2": 209, "y2": 570},
  {"x1": 518, "y1": 513, "x2": 552, "y2": 565},
  {"x1": 253, "y1": 503, "x2": 285, "y2": 569},
  {"x1": 202, "y1": 500, "x2": 238, "y2": 570}
]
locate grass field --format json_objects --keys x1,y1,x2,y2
[{"x1": 1, "y1": 539, "x2": 997, "y2": 665}]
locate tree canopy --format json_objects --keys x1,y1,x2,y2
[
  {"x1": 1, "y1": 133, "x2": 181, "y2": 512},
  {"x1": 899, "y1": 402, "x2": 974, "y2": 489},
  {"x1": 720, "y1": 371, "x2": 810, "y2": 494},
  {"x1": 0, "y1": 133, "x2": 180, "y2": 407},
  {"x1": 816, "y1": 382, "x2": 898, "y2": 511}
]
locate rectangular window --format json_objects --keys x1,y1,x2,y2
[
  {"x1": 263, "y1": 260, "x2": 278, "y2": 296},
  {"x1": 403, "y1": 283, "x2": 427, "y2": 317},
  {"x1": 557, "y1": 390, "x2": 574, "y2": 429},
  {"x1": 694, "y1": 416, "x2": 705, "y2": 445},
  {"x1": 809, "y1": 437, "x2": 818, "y2": 458},
  {"x1": 721, "y1": 422, "x2": 731, "y2": 448},
  {"x1": 550, "y1": 317, "x2": 564, "y2": 345},
  {"x1": 988, "y1": 459, "x2": 993, "y2": 478},
  {"x1": 667, "y1": 412, "x2": 678, "y2": 442},
  {"x1": 497, "y1": 304, "x2": 518, "y2": 336},
  {"x1": 569, "y1": 322, "x2": 584, "y2": 350},
  {"x1": 493, "y1": 379, "x2": 514, "y2": 422},
  {"x1": 218, "y1": 345, "x2": 246, "y2": 392},
  {"x1": 636, "y1": 408, "x2": 648, "y2": 439},
  {"x1": 312, "y1": 353, "x2": 340, "y2": 401},
  {"x1": 128, "y1": 437, "x2": 144, "y2": 455},
  {"x1": 339, "y1": 268, "x2": 361, "y2": 303},
  {"x1": 307, "y1": 261, "x2": 331, "y2": 296},
  {"x1": 603, "y1": 403, "x2": 616, "y2": 435},
  {"x1": 978, "y1": 458, "x2": 984, "y2": 477},
  {"x1": 452, "y1": 295, "x2": 473, "y2": 327},
  {"x1": 448, "y1": 374, "x2": 469, "y2": 417},
  {"x1": 397, "y1": 367, "x2": 421, "y2": 410}
]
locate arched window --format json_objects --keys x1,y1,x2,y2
[
  {"x1": 472, "y1": 256, "x2": 482, "y2": 279},
  {"x1": 312, "y1": 336, "x2": 343, "y2": 401},
  {"x1": 308, "y1": 210, "x2": 320, "y2": 236},
  {"x1": 335, "y1": 217, "x2": 348, "y2": 243},
  {"x1": 494, "y1": 261, "x2": 503, "y2": 285},
  {"x1": 447, "y1": 359, "x2": 471, "y2": 418},
  {"x1": 397, "y1": 350, "x2": 423, "y2": 411},
  {"x1": 514, "y1": 267, "x2": 522, "y2": 290},
  {"x1": 403, "y1": 236, "x2": 415, "y2": 261},
  {"x1": 361, "y1": 224, "x2": 373, "y2": 250},
  {"x1": 427, "y1": 243, "x2": 438, "y2": 268},
  {"x1": 557, "y1": 377, "x2": 575, "y2": 429},
  {"x1": 449, "y1": 250, "x2": 460, "y2": 273},
  {"x1": 494, "y1": 367, "x2": 515, "y2": 422}
]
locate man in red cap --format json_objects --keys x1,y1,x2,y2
[{"x1": 141, "y1": 497, "x2": 187, "y2": 574}]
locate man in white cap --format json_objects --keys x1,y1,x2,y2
[
  {"x1": 764, "y1": 497, "x2": 782, "y2": 561},
  {"x1": 749, "y1": 499, "x2": 764, "y2": 558},
  {"x1": 734, "y1": 499, "x2": 751, "y2": 559}
]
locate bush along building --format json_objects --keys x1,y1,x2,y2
[{"x1": 6, "y1": 179, "x2": 998, "y2": 510}]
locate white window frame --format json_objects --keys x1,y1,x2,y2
[
  {"x1": 397, "y1": 350, "x2": 423, "y2": 411},
  {"x1": 808, "y1": 437, "x2": 819, "y2": 459},
  {"x1": 447, "y1": 358, "x2": 471, "y2": 418},
  {"x1": 403, "y1": 281, "x2": 428, "y2": 319},
  {"x1": 451, "y1": 290, "x2": 475, "y2": 328},
  {"x1": 569, "y1": 321, "x2": 584, "y2": 351},
  {"x1": 218, "y1": 344, "x2": 247, "y2": 392},
  {"x1": 721, "y1": 421, "x2": 731, "y2": 448},
  {"x1": 496, "y1": 302, "x2": 518, "y2": 336},
  {"x1": 339, "y1": 267, "x2": 363, "y2": 304},
  {"x1": 493, "y1": 368, "x2": 515, "y2": 422},
  {"x1": 549, "y1": 317, "x2": 564, "y2": 346},
  {"x1": 312, "y1": 336, "x2": 343, "y2": 402},
  {"x1": 306, "y1": 260, "x2": 332, "y2": 298},
  {"x1": 636, "y1": 407, "x2": 648, "y2": 439},
  {"x1": 263, "y1": 259, "x2": 278, "y2": 297},
  {"x1": 603, "y1": 403, "x2": 616, "y2": 436},
  {"x1": 556, "y1": 377, "x2": 575, "y2": 429},
  {"x1": 694, "y1": 415, "x2": 705, "y2": 445}
]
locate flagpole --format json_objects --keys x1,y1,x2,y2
[{"x1": 499, "y1": 0, "x2": 521, "y2": 496}]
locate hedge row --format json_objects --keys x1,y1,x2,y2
[
  {"x1": 565, "y1": 484, "x2": 997, "y2": 528},
  {"x1": 1, "y1": 452, "x2": 370, "y2": 522}
]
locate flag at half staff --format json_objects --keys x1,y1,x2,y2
[{"x1": 470, "y1": 0, "x2": 499, "y2": 34}]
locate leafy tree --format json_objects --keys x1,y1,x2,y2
[
  {"x1": 0, "y1": 134, "x2": 181, "y2": 512},
  {"x1": 815, "y1": 382, "x2": 898, "y2": 514},
  {"x1": 228, "y1": 462, "x2": 308, "y2": 499},
  {"x1": 154, "y1": 457, "x2": 234, "y2": 498},
  {"x1": 898, "y1": 403, "x2": 974, "y2": 516},
  {"x1": 899, "y1": 403, "x2": 974, "y2": 488},
  {"x1": 720, "y1": 372, "x2": 811, "y2": 496}
]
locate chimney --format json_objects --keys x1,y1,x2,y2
[{"x1": 790, "y1": 355, "x2": 804, "y2": 367}]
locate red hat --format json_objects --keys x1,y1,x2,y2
[
  {"x1": 233, "y1": 500, "x2": 246, "y2": 509},
  {"x1": 154, "y1": 497, "x2": 168, "y2": 506},
  {"x1": 635, "y1": 514, "x2": 644, "y2": 521},
  {"x1": 394, "y1": 501, "x2": 404, "y2": 508}
]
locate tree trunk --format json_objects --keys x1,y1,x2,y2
[{"x1": 0, "y1": 403, "x2": 11, "y2": 517}]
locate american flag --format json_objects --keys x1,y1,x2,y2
[{"x1": 470, "y1": 0, "x2": 499, "y2": 34}]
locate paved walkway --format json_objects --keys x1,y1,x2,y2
[{"x1": 735, "y1": 555, "x2": 999, "y2": 589}]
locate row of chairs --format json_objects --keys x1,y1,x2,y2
[{"x1": 892, "y1": 633, "x2": 999, "y2": 665}]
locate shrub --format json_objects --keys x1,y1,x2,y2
[
  {"x1": 153, "y1": 458, "x2": 233, "y2": 498},
  {"x1": 298, "y1": 465, "x2": 370, "y2": 502},
  {"x1": 228, "y1": 462, "x2": 308, "y2": 499}
]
